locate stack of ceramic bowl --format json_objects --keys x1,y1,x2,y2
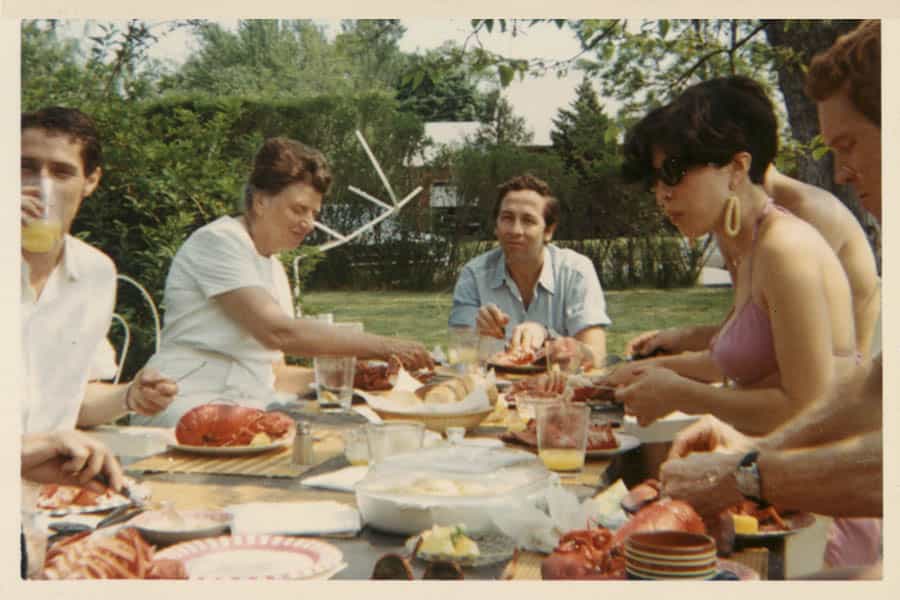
[{"x1": 624, "y1": 531, "x2": 717, "y2": 580}]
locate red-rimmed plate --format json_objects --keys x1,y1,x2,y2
[{"x1": 154, "y1": 534, "x2": 345, "y2": 579}]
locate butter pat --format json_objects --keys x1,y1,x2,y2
[{"x1": 732, "y1": 513, "x2": 759, "y2": 534}]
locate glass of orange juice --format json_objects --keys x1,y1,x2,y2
[
  {"x1": 536, "y1": 403, "x2": 590, "y2": 473},
  {"x1": 21, "y1": 177, "x2": 63, "y2": 253}
]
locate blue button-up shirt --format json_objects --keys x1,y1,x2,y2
[{"x1": 448, "y1": 245, "x2": 611, "y2": 339}]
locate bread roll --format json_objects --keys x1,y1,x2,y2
[{"x1": 424, "y1": 385, "x2": 457, "y2": 404}]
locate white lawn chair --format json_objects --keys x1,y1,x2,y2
[
  {"x1": 116, "y1": 273, "x2": 161, "y2": 354},
  {"x1": 109, "y1": 313, "x2": 131, "y2": 384}
]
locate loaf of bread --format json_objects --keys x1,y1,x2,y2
[{"x1": 421, "y1": 374, "x2": 498, "y2": 405}]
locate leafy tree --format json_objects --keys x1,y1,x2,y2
[
  {"x1": 334, "y1": 20, "x2": 408, "y2": 91},
  {"x1": 464, "y1": 19, "x2": 866, "y2": 219},
  {"x1": 550, "y1": 76, "x2": 654, "y2": 240},
  {"x1": 473, "y1": 89, "x2": 533, "y2": 146},
  {"x1": 395, "y1": 44, "x2": 489, "y2": 122},
  {"x1": 160, "y1": 20, "x2": 356, "y2": 98}
]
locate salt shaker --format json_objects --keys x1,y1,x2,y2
[{"x1": 292, "y1": 422, "x2": 315, "y2": 465}]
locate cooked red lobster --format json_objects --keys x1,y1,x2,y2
[
  {"x1": 175, "y1": 404, "x2": 294, "y2": 447},
  {"x1": 490, "y1": 345, "x2": 546, "y2": 368},
  {"x1": 541, "y1": 497, "x2": 706, "y2": 579},
  {"x1": 43, "y1": 528, "x2": 187, "y2": 579},
  {"x1": 354, "y1": 355, "x2": 434, "y2": 390},
  {"x1": 38, "y1": 484, "x2": 119, "y2": 510},
  {"x1": 354, "y1": 355, "x2": 402, "y2": 391},
  {"x1": 505, "y1": 373, "x2": 619, "y2": 405}
]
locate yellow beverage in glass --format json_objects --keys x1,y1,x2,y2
[
  {"x1": 539, "y1": 448, "x2": 586, "y2": 472},
  {"x1": 22, "y1": 220, "x2": 62, "y2": 253},
  {"x1": 536, "y1": 403, "x2": 590, "y2": 473}
]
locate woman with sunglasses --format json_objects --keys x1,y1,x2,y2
[{"x1": 609, "y1": 76, "x2": 858, "y2": 435}]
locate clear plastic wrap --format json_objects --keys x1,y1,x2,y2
[{"x1": 355, "y1": 446, "x2": 554, "y2": 534}]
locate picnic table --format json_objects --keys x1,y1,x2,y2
[{"x1": 76, "y1": 397, "x2": 826, "y2": 580}]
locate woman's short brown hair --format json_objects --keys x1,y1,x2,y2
[
  {"x1": 492, "y1": 173, "x2": 560, "y2": 228},
  {"x1": 805, "y1": 20, "x2": 881, "y2": 126},
  {"x1": 244, "y1": 137, "x2": 332, "y2": 211}
]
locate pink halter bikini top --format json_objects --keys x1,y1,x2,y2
[{"x1": 709, "y1": 200, "x2": 781, "y2": 386}]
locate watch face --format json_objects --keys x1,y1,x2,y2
[{"x1": 736, "y1": 461, "x2": 762, "y2": 501}]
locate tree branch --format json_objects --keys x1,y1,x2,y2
[{"x1": 673, "y1": 21, "x2": 766, "y2": 87}]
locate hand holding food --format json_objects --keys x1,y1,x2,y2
[
  {"x1": 625, "y1": 329, "x2": 681, "y2": 359},
  {"x1": 614, "y1": 366, "x2": 683, "y2": 427},
  {"x1": 667, "y1": 414, "x2": 755, "y2": 460},
  {"x1": 546, "y1": 337, "x2": 595, "y2": 371},
  {"x1": 509, "y1": 321, "x2": 547, "y2": 352},
  {"x1": 127, "y1": 368, "x2": 178, "y2": 416},
  {"x1": 385, "y1": 339, "x2": 434, "y2": 372},
  {"x1": 21, "y1": 430, "x2": 124, "y2": 493},
  {"x1": 659, "y1": 450, "x2": 747, "y2": 518},
  {"x1": 475, "y1": 303, "x2": 509, "y2": 339}
]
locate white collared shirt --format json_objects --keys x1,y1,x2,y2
[
  {"x1": 448, "y1": 244, "x2": 611, "y2": 338},
  {"x1": 133, "y1": 216, "x2": 294, "y2": 427},
  {"x1": 21, "y1": 235, "x2": 117, "y2": 433}
]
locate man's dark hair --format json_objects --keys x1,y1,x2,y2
[
  {"x1": 492, "y1": 173, "x2": 560, "y2": 228},
  {"x1": 22, "y1": 107, "x2": 102, "y2": 175}
]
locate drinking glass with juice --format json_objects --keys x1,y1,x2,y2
[
  {"x1": 536, "y1": 403, "x2": 590, "y2": 472},
  {"x1": 21, "y1": 177, "x2": 62, "y2": 253}
]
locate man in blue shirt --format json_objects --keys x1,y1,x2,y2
[{"x1": 448, "y1": 174, "x2": 610, "y2": 365}]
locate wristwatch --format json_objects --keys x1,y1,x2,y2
[{"x1": 735, "y1": 450, "x2": 763, "y2": 503}]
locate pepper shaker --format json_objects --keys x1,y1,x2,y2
[{"x1": 292, "y1": 422, "x2": 315, "y2": 465}]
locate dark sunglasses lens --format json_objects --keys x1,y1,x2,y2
[{"x1": 660, "y1": 158, "x2": 685, "y2": 186}]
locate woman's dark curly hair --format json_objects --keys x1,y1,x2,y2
[{"x1": 623, "y1": 76, "x2": 779, "y2": 186}]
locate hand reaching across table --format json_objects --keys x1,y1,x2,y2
[
  {"x1": 21, "y1": 430, "x2": 125, "y2": 493},
  {"x1": 668, "y1": 414, "x2": 755, "y2": 459},
  {"x1": 614, "y1": 366, "x2": 685, "y2": 427}
]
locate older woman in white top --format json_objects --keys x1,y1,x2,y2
[{"x1": 134, "y1": 137, "x2": 432, "y2": 426}]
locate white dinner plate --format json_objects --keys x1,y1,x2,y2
[
  {"x1": 168, "y1": 437, "x2": 291, "y2": 456},
  {"x1": 155, "y1": 534, "x2": 345, "y2": 579}
]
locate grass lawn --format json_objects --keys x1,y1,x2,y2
[{"x1": 301, "y1": 287, "x2": 732, "y2": 355}]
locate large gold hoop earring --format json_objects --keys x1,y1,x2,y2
[{"x1": 724, "y1": 194, "x2": 741, "y2": 237}]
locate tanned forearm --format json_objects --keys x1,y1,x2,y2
[
  {"x1": 669, "y1": 377, "x2": 799, "y2": 436},
  {"x1": 653, "y1": 351, "x2": 724, "y2": 384},
  {"x1": 671, "y1": 324, "x2": 722, "y2": 353},
  {"x1": 77, "y1": 382, "x2": 130, "y2": 427},
  {"x1": 763, "y1": 355, "x2": 882, "y2": 450},
  {"x1": 760, "y1": 430, "x2": 882, "y2": 517}
]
